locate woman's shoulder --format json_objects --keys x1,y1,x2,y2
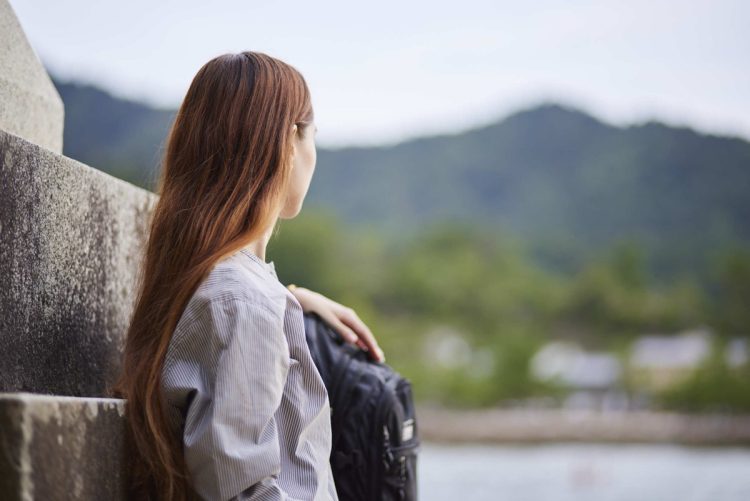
[{"x1": 178, "y1": 253, "x2": 287, "y2": 331}]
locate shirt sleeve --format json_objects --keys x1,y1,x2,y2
[{"x1": 171, "y1": 296, "x2": 302, "y2": 501}]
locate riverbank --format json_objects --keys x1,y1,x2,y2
[{"x1": 415, "y1": 405, "x2": 750, "y2": 445}]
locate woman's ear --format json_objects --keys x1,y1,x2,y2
[
  {"x1": 291, "y1": 124, "x2": 299, "y2": 158},
  {"x1": 289, "y1": 125, "x2": 297, "y2": 167}
]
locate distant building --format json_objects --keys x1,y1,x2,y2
[
  {"x1": 725, "y1": 338, "x2": 748, "y2": 368},
  {"x1": 629, "y1": 327, "x2": 712, "y2": 391},
  {"x1": 530, "y1": 341, "x2": 625, "y2": 410},
  {"x1": 421, "y1": 325, "x2": 496, "y2": 379},
  {"x1": 531, "y1": 341, "x2": 621, "y2": 390}
]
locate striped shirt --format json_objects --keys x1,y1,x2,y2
[{"x1": 161, "y1": 248, "x2": 340, "y2": 501}]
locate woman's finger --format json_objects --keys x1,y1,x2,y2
[
  {"x1": 338, "y1": 307, "x2": 384, "y2": 361},
  {"x1": 355, "y1": 338, "x2": 369, "y2": 351},
  {"x1": 322, "y1": 312, "x2": 359, "y2": 345}
]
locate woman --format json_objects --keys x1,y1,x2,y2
[{"x1": 112, "y1": 51, "x2": 384, "y2": 501}]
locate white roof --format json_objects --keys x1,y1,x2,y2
[
  {"x1": 631, "y1": 329, "x2": 711, "y2": 369},
  {"x1": 531, "y1": 341, "x2": 621, "y2": 389}
]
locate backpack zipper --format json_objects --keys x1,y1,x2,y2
[{"x1": 370, "y1": 372, "x2": 402, "y2": 500}]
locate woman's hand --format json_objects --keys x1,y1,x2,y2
[{"x1": 288, "y1": 285, "x2": 385, "y2": 363}]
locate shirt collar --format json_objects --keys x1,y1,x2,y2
[{"x1": 238, "y1": 248, "x2": 277, "y2": 278}]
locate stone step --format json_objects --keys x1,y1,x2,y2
[{"x1": 0, "y1": 392, "x2": 127, "y2": 500}]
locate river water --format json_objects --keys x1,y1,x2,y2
[{"x1": 417, "y1": 442, "x2": 750, "y2": 501}]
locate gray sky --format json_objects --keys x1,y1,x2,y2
[{"x1": 9, "y1": 0, "x2": 750, "y2": 147}]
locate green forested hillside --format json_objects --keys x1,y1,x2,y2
[
  {"x1": 311, "y1": 105, "x2": 750, "y2": 282},
  {"x1": 53, "y1": 77, "x2": 750, "y2": 283}
]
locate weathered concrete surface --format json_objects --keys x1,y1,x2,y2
[
  {"x1": 0, "y1": 129, "x2": 157, "y2": 396},
  {"x1": 0, "y1": 393, "x2": 127, "y2": 501},
  {"x1": 0, "y1": 0, "x2": 64, "y2": 153}
]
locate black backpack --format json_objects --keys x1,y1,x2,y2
[{"x1": 302, "y1": 311, "x2": 420, "y2": 501}]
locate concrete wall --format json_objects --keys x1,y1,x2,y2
[
  {"x1": 0, "y1": 1, "x2": 155, "y2": 498},
  {"x1": 0, "y1": 129, "x2": 156, "y2": 397},
  {"x1": 0, "y1": 0, "x2": 64, "y2": 153}
]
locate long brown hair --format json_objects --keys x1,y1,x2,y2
[{"x1": 110, "y1": 51, "x2": 314, "y2": 500}]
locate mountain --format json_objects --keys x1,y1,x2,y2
[
  {"x1": 52, "y1": 77, "x2": 750, "y2": 281},
  {"x1": 311, "y1": 104, "x2": 750, "y2": 278},
  {"x1": 55, "y1": 78, "x2": 175, "y2": 187}
]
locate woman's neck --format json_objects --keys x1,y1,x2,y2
[{"x1": 241, "y1": 215, "x2": 278, "y2": 261}]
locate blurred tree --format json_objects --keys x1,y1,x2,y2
[{"x1": 710, "y1": 246, "x2": 750, "y2": 336}]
